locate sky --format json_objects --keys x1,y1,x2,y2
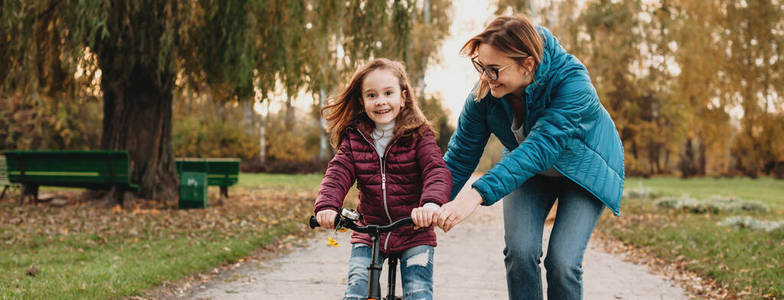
[{"x1": 423, "y1": 0, "x2": 496, "y2": 125}]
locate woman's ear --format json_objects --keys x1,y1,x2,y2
[{"x1": 524, "y1": 56, "x2": 535, "y2": 74}]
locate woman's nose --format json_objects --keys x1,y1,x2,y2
[{"x1": 479, "y1": 70, "x2": 492, "y2": 82}]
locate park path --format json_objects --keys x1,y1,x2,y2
[{"x1": 168, "y1": 179, "x2": 689, "y2": 300}]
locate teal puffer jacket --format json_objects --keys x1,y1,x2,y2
[{"x1": 444, "y1": 26, "x2": 624, "y2": 215}]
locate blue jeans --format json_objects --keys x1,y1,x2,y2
[
  {"x1": 344, "y1": 244, "x2": 434, "y2": 300},
  {"x1": 503, "y1": 175, "x2": 605, "y2": 300}
]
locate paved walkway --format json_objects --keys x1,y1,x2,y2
[{"x1": 172, "y1": 183, "x2": 689, "y2": 299}]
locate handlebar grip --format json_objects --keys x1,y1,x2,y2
[
  {"x1": 308, "y1": 216, "x2": 320, "y2": 229},
  {"x1": 308, "y1": 214, "x2": 341, "y2": 229}
]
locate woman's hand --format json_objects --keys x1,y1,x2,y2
[
  {"x1": 316, "y1": 209, "x2": 338, "y2": 230},
  {"x1": 411, "y1": 203, "x2": 439, "y2": 230},
  {"x1": 434, "y1": 188, "x2": 483, "y2": 232}
]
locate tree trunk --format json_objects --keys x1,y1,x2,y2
[
  {"x1": 259, "y1": 101, "x2": 269, "y2": 163},
  {"x1": 243, "y1": 100, "x2": 255, "y2": 133},
  {"x1": 417, "y1": 0, "x2": 430, "y2": 102},
  {"x1": 98, "y1": 56, "x2": 178, "y2": 205},
  {"x1": 285, "y1": 95, "x2": 294, "y2": 129},
  {"x1": 319, "y1": 88, "x2": 329, "y2": 161}
]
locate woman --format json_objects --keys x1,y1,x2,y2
[{"x1": 433, "y1": 15, "x2": 624, "y2": 300}]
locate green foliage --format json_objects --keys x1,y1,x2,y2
[
  {"x1": 0, "y1": 0, "x2": 455, "y2": 175},
  {"x1": 405, "y1": 0, "x2": 452, "y2": 91},
  {"x1": 419, "y1": 94, "x2": 455, "y2": 152},
  {"x1": 264, "y1": 112, "x2": 321, "y2": 163},
  {"x1": 0, "y1": 93, "x2": 102, "y2": 151},
  {"x1": 172, "y1": 115, "x2": 259, "y2": 159}
]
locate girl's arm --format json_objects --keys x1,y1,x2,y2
[
  {"x1": 314, "y1": 134, "x2": 357, "y2": 215},
  {"x1": 416, "y1": 127, "x2": 452, "y2": 207},
  {"x1": 442, "y1": 92, "x2": 491, "y2": 201}
]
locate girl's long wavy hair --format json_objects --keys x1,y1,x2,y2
[
  {"x1": 321, "y1": 58, "x2": 429, "y2": 149},
  {"x1": 460, "y1": 15, "x2": 544, "y2": 100}
]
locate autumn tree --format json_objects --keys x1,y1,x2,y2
[{"x1": 3, "y1": 1, "x2": 283, "y2": 203}]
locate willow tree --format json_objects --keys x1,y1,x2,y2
[
  {"x1": 2, "y1": 1, "x2": 259, "y2": 203},
  {"x1": 302, "y1": 0, "x2": 452, "y2": 159}
]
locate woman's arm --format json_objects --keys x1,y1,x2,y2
[
  {"x1": 443, "y1": 92, "x2": 491, "y2": 202},
  {"x1": 472, "y1": 74, "x2": 598, "y2": 205}
]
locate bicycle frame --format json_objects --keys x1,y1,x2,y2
[{"x1": 309, "y1": 208, "x2": 414, "y2": 300}]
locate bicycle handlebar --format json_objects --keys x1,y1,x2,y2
[{"x1": 308, "y1": 215, "x2": 414, "y2": 235}]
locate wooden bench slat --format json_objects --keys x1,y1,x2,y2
[{"x1": 4, "y1": 150, "x2": 138, "y2": 191}]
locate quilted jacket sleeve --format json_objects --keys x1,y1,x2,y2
[
  {"x1": 314, "y1": 134, "x2": 357, "y2": 214},
  {"x1": 416, "y1": 127, "x2": 452, "y2": 207},
  {"x1": 443, "y1": 92, "x2": 491, "y2": 202}
]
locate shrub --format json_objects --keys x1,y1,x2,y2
[
  {"x1": 622, "y1": 183, "x2": 657, "y2": 199},
  {"x1": 718, "y1": 216, "x2": 784, "y2": 232},
  {"x1": 655, "y1": 195, "x2": 769, "y2": 214}
]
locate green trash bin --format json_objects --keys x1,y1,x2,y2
[{"x1": 179, "y1": 172, "x2": 207, "y2": 209}]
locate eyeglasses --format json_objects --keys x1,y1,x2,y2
[{"x1": 471, "y1": 59, "x2": 515, "y2": 81}]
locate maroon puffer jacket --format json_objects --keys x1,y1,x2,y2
[{"x1": 314, "y1": 125, "x2": 452, "y2": 254}]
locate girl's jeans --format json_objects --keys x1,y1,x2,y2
[
  {"x1": 503, "y1": 175, "x2": 605, "y2": 300},
  {"x1": 344, "y1": 244, "x2": 434, "y2": 300}
]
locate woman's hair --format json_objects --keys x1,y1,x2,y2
[
  {"x1": 321, "y1": 58, "x2": 429, "y2": 149},
  {"x1": 460, "y1": 15, "x2": 544, "y2": 100}
]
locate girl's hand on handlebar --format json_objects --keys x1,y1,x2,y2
[
  {"x1": 411, "y1": 204, "x2": 438, "y2": 230},
  {"x1": 316, "y1": 209, "x2": 338, "y2": 229}
]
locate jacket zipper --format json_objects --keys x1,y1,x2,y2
[
  {"x1": 380, "y1": 142, "x2": 397, "y2": 252},
  {"x1": 355, "y1": 128, "x2": 398, "y2": 252}
]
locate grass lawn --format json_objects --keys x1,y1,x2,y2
[
  {"x1": 625, "y1": 176, "x2": 784, "y2": 209},
  {"x1": 599, "y1": 176, "x2": 784, "y2": 299},
  {"x1": 6, "y1": 173, "x2": 781, "y2": 298},
  {"x1": 0, "y1": 173, "x2": 325, "y2": 299},
  {"x1": 237, "y1": 172, "x2": 323, "y2": 191}
]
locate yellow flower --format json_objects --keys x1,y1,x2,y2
[{"x1": 326, "y1": 237, "x2": 339, "y2": 247}]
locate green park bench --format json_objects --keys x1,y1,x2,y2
[
  {"x1": 175, "y1": 158, "x2": 240, "y2": 201},
  {"x1": 3, "y1": 150, "x2": 139, "y2": 204}
]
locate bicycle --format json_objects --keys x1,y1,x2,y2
[{"x1": 309, "y1": 208, "x2": 414, "y2": 300}]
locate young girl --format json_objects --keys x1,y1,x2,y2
[{"x1": 314, "y1": 58, "x2": 452, "y2": 300}]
